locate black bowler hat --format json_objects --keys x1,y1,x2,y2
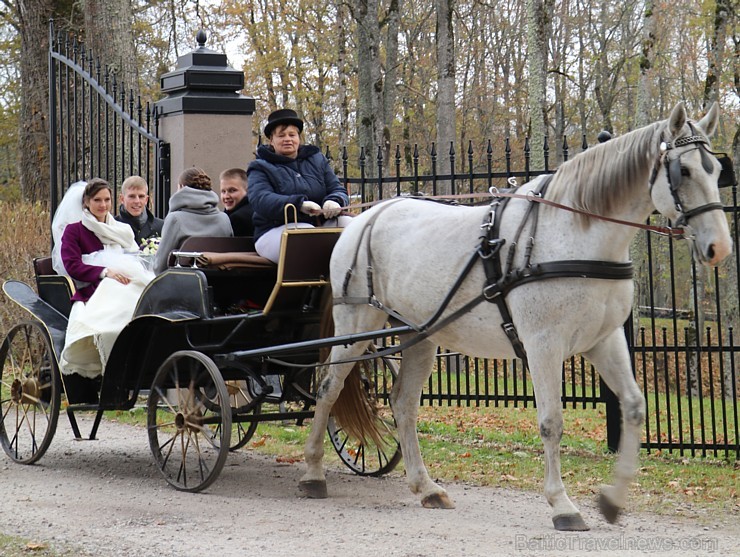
[{"x1": 264, "y1": 109, "x2": 304, "y2": 138}]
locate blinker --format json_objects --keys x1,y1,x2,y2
[{"x1": 712, "y1": 152, "x2": 736, "y2": 187}]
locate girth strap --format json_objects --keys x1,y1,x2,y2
[{"x1": 484, "y1": 260, "x2": 634, "y2": 301}]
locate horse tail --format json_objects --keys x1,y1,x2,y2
[{"x1": 319, "y1": 295, "x2": 387, "y2": 447}]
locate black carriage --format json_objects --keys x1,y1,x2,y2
[{"x1": 0, "y1": 227, "x2": 401, "y2": 492}]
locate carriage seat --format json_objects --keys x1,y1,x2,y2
[
  {"x1": 169, "y1": 236, "x2": 274, "y2": 270},
  {"x1": 168, "y1": 236, "x2": 277, "y2": 314},
  {"x1": 261, "y1": 227, "x2": 342, "y2": 314},
  {"x1": 33, "y1": 257, "x2": 74, "y2": 318}
]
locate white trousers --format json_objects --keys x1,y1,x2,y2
[{"x1": 255, "y1": 216, "x2": 353, "y2": 263}]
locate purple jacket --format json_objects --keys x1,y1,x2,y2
[{"x1": 60, "y1": 222, "x2": 105, "y2": 302}]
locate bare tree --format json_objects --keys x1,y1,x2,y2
[
  {"x1": 703, "y1": 0, "x2": 731, "y2": 109},
  {"x1": 336, "y1": 2, "x2": 351, "y2": 148},
  {"x1": 355, "y1": 0, "x2": 384, "y2": 174},
  {"x1": 704, "y1": 0, "x2": 737, "y2": 400},
  {"x1": 16, "y1": 0, "x2": 54, "y2": 203},
  {"x1": 435, "y1": 0, "x2": 455, "y2": 192},
  {"x1": 635, "y1": 0, "x2": 656, "y2": 126},
  {"x1": 526, "y1": 0, "x2": 552, "y2": 169},
  {"x1": 83, "y1": 0, "x2": 139, "y2": 95}
]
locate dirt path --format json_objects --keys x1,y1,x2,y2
[{"x1": 0, "y1": 416, "x2": 736, "y2": 557}]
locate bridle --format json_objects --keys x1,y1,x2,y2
[{"x1": 648, "y1": 126, "x2": 735, "y2": 228}]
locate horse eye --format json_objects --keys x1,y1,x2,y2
[{"x1": 681, "y1": 167, "x2": 690, "y2": 177}]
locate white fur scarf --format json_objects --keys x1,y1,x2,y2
[{"x1": 81, "y1": 209, "x2": 137, "y2": 251}]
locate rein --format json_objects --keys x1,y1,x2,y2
[
  {"x1": 341, "y1": 190, "x2": 686, "y2": 239},
  {"x1": 485, "y1": 190, "x2": 686, "y2": 238}
]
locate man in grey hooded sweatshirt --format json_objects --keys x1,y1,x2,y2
[{"x1": 154, "y1": 167, "x2": 233, "y2": 274}]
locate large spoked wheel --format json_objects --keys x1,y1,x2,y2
[
  {"x1": 327, "y1": 351, "x2": 402, "y2": 476},
  {"x1": 0, "y1": 320, "x2": 61, "y2": 464},
  {"x1": 216, "y1": 379, "x2": 261, "y2": 451},
  {"x1": 147, "y1": 350, "x2": 231, "y2": 492}
]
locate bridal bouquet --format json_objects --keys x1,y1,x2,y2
[{"x1": 140, "y1": 236, "x2": 161, "y2": 256}]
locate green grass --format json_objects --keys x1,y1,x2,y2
[{"x1": 416, "y1": 361, "x2": 737, "y2": 458}]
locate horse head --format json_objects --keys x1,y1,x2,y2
[{"x1": 649, "y1": 102, "x2": 733, "y2": 266}]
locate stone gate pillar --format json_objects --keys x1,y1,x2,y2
[{"x1": 155, "y1": 30, "x2": 255, "y2": 210}]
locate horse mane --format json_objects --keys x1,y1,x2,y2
[{"x1": 547, "y1": 121, "x2": 664, "y2": 224}]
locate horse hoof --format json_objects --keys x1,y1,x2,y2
[
  {"x1": 553, "y1": 513, "x2": 590, "y2": 531},
  {"x1": 299, "y1": 479, "x2": 328, "y2": 499},
  {"x1": 421, "y1": 492, "x2": 456, "y2": 509},
  {"x1": 598, "y1": 492, "x2": 621, "y2": 523}
]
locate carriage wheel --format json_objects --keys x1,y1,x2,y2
[
  {"x1": 214, "y1": 379, "x2": 261, "y2": 451},
  {"x1": 327, "y1": 351, "x2": 402, "y2": 476},
  {"x1": 0, "y1": 320, "x2": 61, "y2": 464},
  {"x1": 147, "y1": 350, "x2": 231, "y2": 492}
]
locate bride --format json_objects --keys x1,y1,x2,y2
[{"x1": 52, "y1": 178, "x2": 154, "y2": 381}]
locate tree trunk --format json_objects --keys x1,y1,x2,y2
[
  {"x1": 636, "y1": 0, "x2": 655, "y2": 126},
  {"x1": 704, "y1": 0, "x2": 734, "y2": 398},
  {"x1": 687, "y1": 266, "x2": 707, "y2": 398},
  {"x1": 83, "y1": 0, "x2": 139, "y2": 96},
  {"x1": 526, "y1": 0, "x2": 551, "y2": 170},
  {"x1": 435, "y1": 0, "x2": 455, "y2": 194},
  {"x1": 727, "y1": 124, "x2": 740, "y2": 400},
  {"x1": 336, "y1": 3, "x2": 350, "y2": 149},
  {"x1": 703, "y1": 0, "x2": 729, "y2": 109},
  {"x1": 354, "y1": 0, "x2": 383, "y2": 179},
  {"x1": 17, "y1": 0, "x2": 54, "y2": 203},
  {"x1": 383, "y1": 0, "x2": 401, "y2": 170}
]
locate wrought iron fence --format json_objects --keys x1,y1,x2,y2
[{"x1": 339, "y1": 142, "x2": 739, "y2": 460}]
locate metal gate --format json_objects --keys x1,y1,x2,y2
[{"x1": 48, "y1": 21, "x2": 170, "y2": 222}]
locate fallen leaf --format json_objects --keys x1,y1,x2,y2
[{"x1": 276, "y1": 456, "x2": 301, "y2": 464}]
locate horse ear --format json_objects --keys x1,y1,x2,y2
[
  {"x1": 697, "y1": 102, "x2": 720, "y2": 137},
  {"x1": 667, "y1": 102, "x2": 687, "y2": 137}
]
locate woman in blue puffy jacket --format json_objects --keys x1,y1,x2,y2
[{"x1": 247, "y1": 109, "x2": 351, "y2": 262}]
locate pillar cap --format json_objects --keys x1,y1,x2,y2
[{"x1": 157, "y1": 30, "x2": 254, "y2": 116}]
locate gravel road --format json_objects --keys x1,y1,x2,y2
[{"x1": 0, "y1": 415, "x2": 736, "y2": 557}]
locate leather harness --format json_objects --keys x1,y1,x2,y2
[{"x1": 334, "y1": 180, "x2": 633, "y2": 369}]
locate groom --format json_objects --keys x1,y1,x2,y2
[{"x1": 114, "y1": 176, "x2": 163, "y2": 246}]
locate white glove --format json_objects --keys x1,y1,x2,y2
[
  {"x1": 300, "y1": 201, "x2": 322, "y2": 215},
  {"x1": 322, "y1": 200, "x2": 342, "y2": 218}
]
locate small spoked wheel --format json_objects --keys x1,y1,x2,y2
[
  {"x1": 0, "y1": 320, "x2": 61, "y2": 464},
  {"x1": 327, "y1": 351, "x2": 402, "y2": 476},
  {"x1": 147, "y1": 350, "x2": 231, "y2": 492}
]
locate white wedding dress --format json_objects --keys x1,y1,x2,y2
[{"x1": 53, "y1": 182, "x2": 154, "y2": 378}]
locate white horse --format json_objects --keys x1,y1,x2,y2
[{"x1": 300, "y1": 102, "x2": 732, "y2": 530}]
